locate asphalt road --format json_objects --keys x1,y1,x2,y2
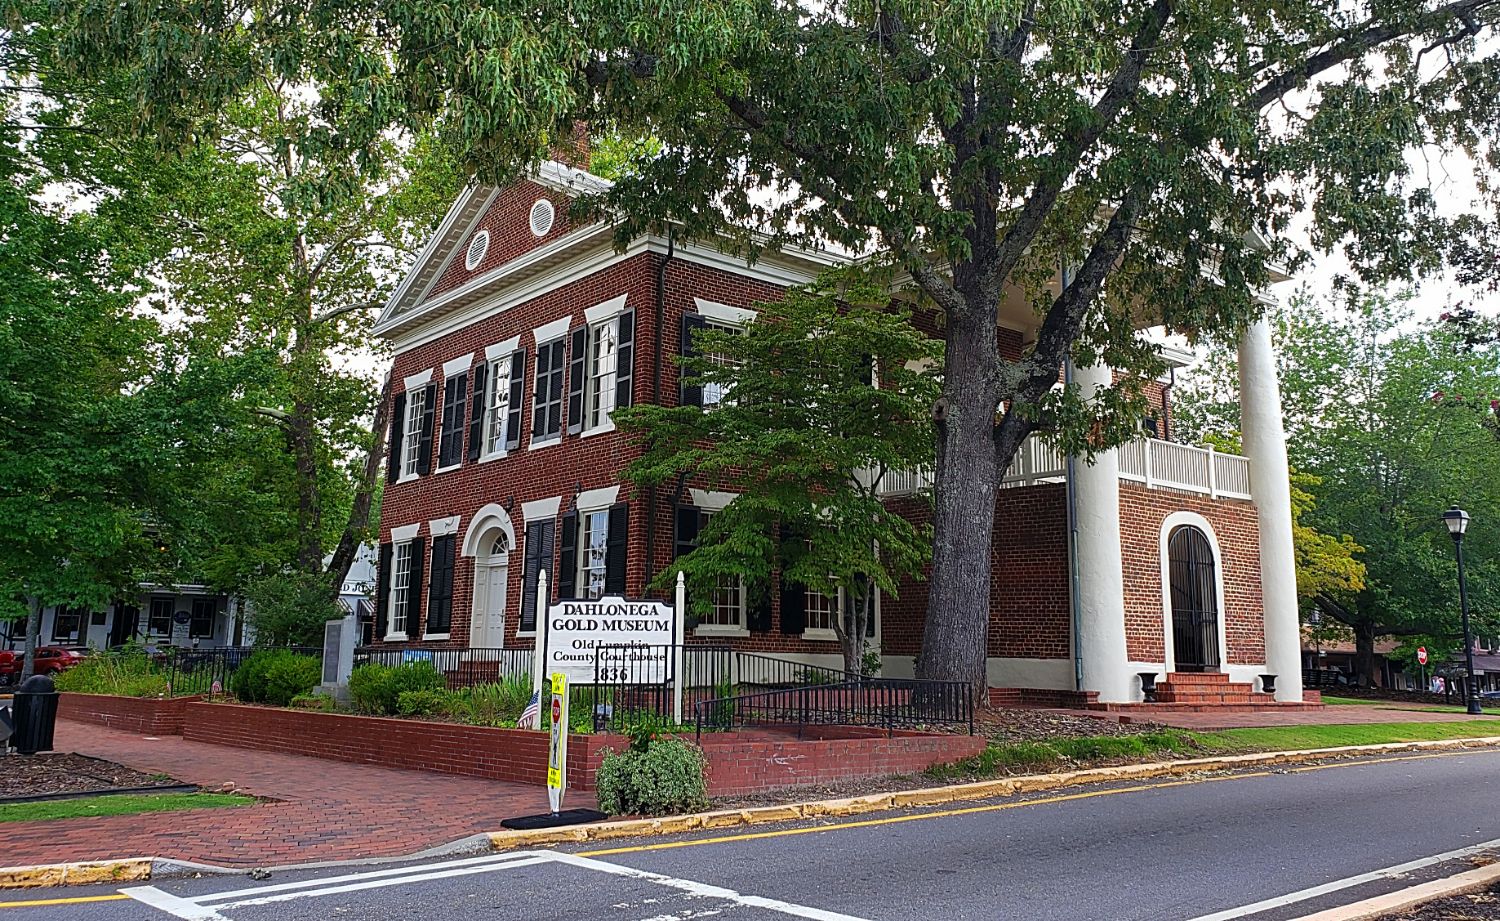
[{"x1": 8, "y1": 747, "x2": 1500, "y2": 921}]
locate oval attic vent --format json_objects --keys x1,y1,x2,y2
[
  {"x1": 464, "y1": 230, "x2": 490, "y2": 271},
  {"x1": 529, "y1": 199, "x2": 555, "y2": 237}
]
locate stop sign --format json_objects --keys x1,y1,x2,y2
[
  {"x1": 1417, "y1": 646, "x2": 1429, "y2": 666},
  {"x1": 551, "y1": 698, "x2": 562, "y2": 723}
]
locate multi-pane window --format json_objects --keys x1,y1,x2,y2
[
  {"x1": 701, "y1": 321, "x2": 743, "y2": 407},
  {"x1": 586, "y1": 319, "x2": 619, "y2": 430},
  {"x1": 484, "y1": 354, "x2": 512, "y2": 456},
  {"x1": 805, "y1": 585, "x2": 839, "y2": 635},
  {"x1": 579, "y1": 510, "x2": 610, "y2": 600},
  {"x1": 401, "y1": 389, "x2": 427, "y2": 477},
  {"x1": 390, "y1": 541, "x2": 414, "y2": 637},
  {"x1": 148, "y1": 598, "x2": 173, "y2": 637},
  {"x1": 532, "y1": 339, "x2": 566, "y2": 442},
  {"x1": 705, "y1": 577, "x2": 744, "y2": 628},
  {"x1": 51, "y1": 607, "x2": 83, "y2": 644},
  {"x1": 189, "y1": 599, "x2": 216, "y2": 639}
]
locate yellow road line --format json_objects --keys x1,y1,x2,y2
[
  {"x1": 0, "y1": 894, "x2": 130, "y2": 908},
  {"x1": 578, "y1": 746, "x2": 1497, "y2": 858}
]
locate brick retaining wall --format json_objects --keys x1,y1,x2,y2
[
  {"x1": 181, "y1": 702, "x2": 623, "y2": 790},
  {"x1": 697, "y1": 727, "x2": 986, "y2": 795},
  {"x1": 58, "y1": 693, "x2": 197, "y2": 736}
]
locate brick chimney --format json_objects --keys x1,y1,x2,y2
[{"x1": 550, "y1": 121, "x2": 591, "y2": 172}]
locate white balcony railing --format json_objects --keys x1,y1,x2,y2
[{"x1": 876, "y1": 436, "x2": 1252, "y2": 501}]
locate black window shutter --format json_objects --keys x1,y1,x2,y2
[
  {"x1": 532, "y1": 345, "x2": 550, "y2": 438},
  {"x1": 557, "y1": 509, "x2": 579, "y2": 600},
  {"x1": 387, "y1": 392, "x2": 406, "y2": 483},
  {"x1": 505, "y1": 350, "x2": 526, "y2": 451},
  {"x1": 680, "y1": 313, "x2": 708, "y2": 407},
  {"x1": 407, "y1": 538, "x2": 426, "y2": 635},
  {"x1": 417, "y1": 383, "x2": 437, "y2": 474},
  {"x1": 547, "y1": 342, "x2": 565, "y2": 435},
  {"x1": 865, "y1": 583, "x2": 877, "y2": 638},
  {"x1": 605, "y1": 502, "x2": 629, "y2": 594},
  {"x1": 439, "y1": 374, "x2": 466, "y2": 468},
  {"x1": 615, "y1": 310, "x2": 635, "y2": 410},
  {"x1": 467, "y1": 360, "x2": 488, "y2": 462},
  {"x1": 567, "y1": 325, "x2": 587, "y2": 435},
  {"x1": 779, "y1": 574, "x2": 806, "y2": 635},
  {"x1": 376, "y1": 542, "x2": 392, "y2": 639},
  {"x1": 520, "y1": 521, "x2": 544, "y2": 631},
  {"x1": 747, "y1": 583, "x2": 772, "y2": 633},
  {"x1": 673, "y1": 503, "x2": 701, "y2": 560},
  {"x1": 426, "y1": 535, "x2": 455, "y2": 634}
]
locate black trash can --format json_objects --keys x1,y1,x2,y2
[{"x1": 13, "y1": 673, "x2": 58, "y2": 755}]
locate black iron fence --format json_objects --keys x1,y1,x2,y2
[
  {"x1": 585, "y1": 644, "x2": 733, "y2": 732},
  {"x1": 693, "y1": 678, "x2": 974, "y2": 739},
  {"x1": 165, "y1": 645, "x2": 322, "y2": 698},
  {"x1": 353, "y1": 646, "x2": 533, "y2": 689}
]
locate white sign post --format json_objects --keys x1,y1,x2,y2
[
  {"x1": 542, "y1": 596, "x2": 676, "y2": 686},
  {"x1": 546, "y1": 672, "x2": 568, "y2": 814},
  {"x1": 673, "y1": 572, "x2": 687, "y2": 725},
  {"x1": 530, "y1": 569, "x2": 550, "y2": 697}
]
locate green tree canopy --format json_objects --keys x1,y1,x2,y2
[
  {"x1": 36, "y1": 0, "x2": 1500, "y2": 688},
  {"x1": 615, "y1": 275, "x2": 941, "y2": 673}
]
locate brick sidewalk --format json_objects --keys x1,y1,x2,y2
[{"x1": 4, "y1": 720, "x2": 546, "y2": 868}]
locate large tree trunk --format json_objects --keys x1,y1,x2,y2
[
  {"x1": 1353, "y1": 622, "x2": 1380, "y2": 688},
  {"x1": 289, "y1": 392, "x2": 324, "y2": 574},
  {"x1": 21, "y1": 597, "x2": 41, "y2": 681},
  {"x1": 326, "y1": 371, "x2": 394, "y2": 597},
  {"x1": 916, "y1": 303, "x2": 1001, "y2": 698}
]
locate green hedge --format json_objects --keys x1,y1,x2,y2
[
  {"x1": 595, "y1": 739, "x2": 709, "y2": 816},
  {"x1": 348, "y1": 662, "x2": 446, "y2": 715},
  {"x1": 230, "y1": 649, "x2": 322, "y2": 707}
]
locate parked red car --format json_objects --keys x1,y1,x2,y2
[{"x1": 0, "y1": 646, "x2": 82, "y2": 685}]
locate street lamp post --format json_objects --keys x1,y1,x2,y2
[{"x1": 1442, "y1": 506, "x2": 1484, "y2": 716}]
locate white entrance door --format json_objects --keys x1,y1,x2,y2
[{"x1": 471, "y1": 533, "x2": 509, "y2": 648}]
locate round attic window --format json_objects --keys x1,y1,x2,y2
[
  {"x1": 529, "y1": 199, "x2": 555, "y2": 237},
  {"x1": 464, "y1": 230, "x2": 490, "y2": 271}
]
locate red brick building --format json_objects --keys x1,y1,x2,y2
[{"x1": 370, "y1": 159, "x2": 1303, "y2": 706}]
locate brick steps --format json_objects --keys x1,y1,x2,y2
[{"x1": 1095, "y1": 701, "x2": 1324, "y2": 713}]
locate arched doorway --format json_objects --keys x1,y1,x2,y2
[
  {"x1": 1167, "y1": 525, "x2": 1221, "y2": 672},
  {"x1": 471, "y1": 530, "x2": 510, "y2": 648}
]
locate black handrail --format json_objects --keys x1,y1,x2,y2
[{"x1": 353, "y1": 646, "x2": 533, "y2": 689}]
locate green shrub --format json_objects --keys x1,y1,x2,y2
[
  {"x1": 595, "y1": 739, "x2": 709, "y2": 816},
  {"x1": 53, "y1": 649, "x2": 168, "y2": 698},
  {"x1": 289, "y1": 693, "x2": 337, "y2": 712},
  {"x1": 396, "y1": 688, "x2": 451, "y2": 717},
  {"x1": 230, "y1": 649, "x2": 321, "y2": 706},
  {"x1": 348, "y1": 661, "x2": 447, "y2": 715}
]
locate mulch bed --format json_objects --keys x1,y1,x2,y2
[
  {"x1": 710, "y1": 707, "x2": 1174, "y2": 810},
  {"x1": 974, "y1": 707, "x2": 1166, "y2": 743},
  {"x1": 0, "y1": 753, "x2": 184, "y2": 800},
  {"x1": 1385, "y1": 881, "x2": 1500, "y2": 919}
]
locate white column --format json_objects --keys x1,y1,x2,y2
[
  {"x1": 1072, "y1": 361, "x2": 1134, "y2": 703},
  {"x1": 1238, "y1": 318, "x2": 1303, "y2": 702}
]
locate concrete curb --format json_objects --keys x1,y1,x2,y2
[
  {"x1": 485, "y1": 735, "x2": 1500, "y2": 852},
  {"x1": 1286, "y1": 858, "x2": 1500, "y2": 920},
  {"x1": 0, "y1": 858, "x2": 151, "y2": 889}
]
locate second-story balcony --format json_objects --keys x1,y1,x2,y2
[{"x1": 876, "y1": 436, "x2": 1252, "y2": 501}]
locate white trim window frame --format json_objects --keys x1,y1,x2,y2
[
  {"x1": 584, "y1": 315, "x2": 619, "y2": 433},
  {"x1": 578, "y1": 508, "x2": 610, "y2": 600},
  {"x1": 696, "y1": 508, "x2": 747, "y2": 634},
  {"x1": 482, "y1": 352, "x2": 513, "y2": 459},
  {"x1": 388, "y1": 539, "x2": 415, "y2": 640},
  {"x1": 400, "y1": 389, "x2": 427, "y2": 480},
  {"x1": 803, "y1": 583, "x2": 840, "y2": 640},
  {"x1": 701, "y1": 319, "x2": 744, "y2": 408}
]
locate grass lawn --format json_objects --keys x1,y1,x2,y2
[
  {"x1": 0, "y1": 792, "x2": 254, "y2": 824},
  {"x1": 930, "y1": 720, "x2": 1500, "y2": 782},
  {"x1": 1321, "y1": 695, "x2": 1472, "y2": 713},
  {"x1": 1197, "y1": 721, "x2": 1500, "y2": 753}
]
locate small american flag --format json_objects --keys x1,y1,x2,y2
[{"x1": 517, "y1": 690, "x2": 541, "y2": 729}]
